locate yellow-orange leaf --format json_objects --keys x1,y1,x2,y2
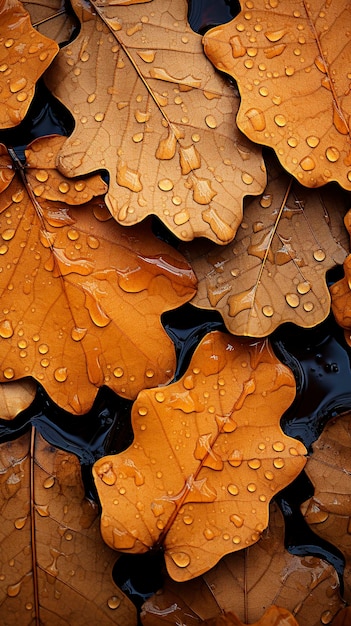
[
  {"x1": 0, "y1": 0, "x2": 59, "y2": 128},
  {"x1": 0, "y1": 138, "x2": 196, "y2": 413},
  {"x1": 45, "y1": 0, "x2": 266, "y2": 244},
  {"x1": 0, "y1": 379, "x2": 36, "y2": 420},
  {"x1": 93, "y1": 331, "x2": 306, "y2": 582},
  {"x1": 141, "y1": 504, "x2": 343, "y2": 625},
  {"x1": 183, "y1": 159, "x2": 348, "y2": 337},
  {"x1": 203, "y1": 0, "x2": 351, "y2": 190},
  {"x1": 0, "y1": 430, "x2": 137, "y2": 624}
]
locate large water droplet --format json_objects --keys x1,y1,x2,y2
[{"x1": 170, "y1": 551, "x2": 190, "y2": 568}]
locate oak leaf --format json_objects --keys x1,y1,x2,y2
[
  {"x1": 182, "y1": 158, "x2": 348, "y2": 337},
  {"x1": 0, "y1": 429, "x2": 137, "y2": 625},
  {"x1": 45, "y1": 0, "x2": 266, "y2": 244},
  {"x1": 0, "y1": 379, "x2": 36, "y2": 420},
  {"x1": 301, "y1": 413, "x2": 351, "y2": 604},
  {"x1": 0, "y1": 137, "x2": 196, "y2": 413},
  {"x1": 203, "y1": 0, "x2": 351, "y2": 190},
  {"x1": 141, "y1": 504, "x2": 343, "y2": 625},
  {"x1": 0, "y1": 0, "x2": 59, "y2": 128},
  {"x1": 93, "y1": 331, "x2": 306, "y2": 582}
]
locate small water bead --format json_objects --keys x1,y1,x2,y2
[
  {"x1": 313, "y1": 249, "x2": 326, "y2": 262},
  {"x1": 264, "y1": 470, "x2": 274, "y2": 480},
  {"x1": 138, "y1": 407, "x2": 148, "y2": 416},
  {"x1": 54, "y1": 367, "x2": 68, "y2": 383},
  {"x1": 3, "y1": 368, "x2": 14, "y2": 379},
  {"x1": 241, "y1": 172, "x2": 254, "y2": 185},
  {"x1": 205, "y1": 115, "x2": 217, "y2": 129},
  {"x1": 40, "y1": 358, "x2": 50, "y2": 368},
  {"x1": 204, "y1": 528, "x2": 215, "y2": 540},
  {"x1": 107, "y1": 596, "x2": 121, "y2": 610},
  {"x1": 14, "y1": 517, "x2": 27, "y2": 530},
  {"x1": 272, "y1": 441, "x2": 285, "y2": 452},
  {"x1": 306, "y1": 136, "x2": 319, "y2": 148},
  {"x1": 0, "y1": 319, "x2": 13, "y2": 338},
  {"x1": 158, "y1": 178, "x2": 173, "y2": 191},
  {"x1": 35, "y1": 170, "x2": 49, "y2": 183},
  {"x1": 300, "y1": 156, "x2": 316, "y2": 171},
  {"x1": 285, "y1": 293, "x2": 300, "y2": 308},
  {"x1": 303, "y1": 301, "x2": 314, "y2": 312},
  {"x1": 43, "y1": 476, "x2": 55, "y2": 489},
  {"x1": 274, "y1": 114, "x2": 287, "y2": 127},
  {"x1": 285, "y1": 66, "x2": 295, "y2": 76},
  {"x1": 155, "y1": 391, "x2": 165, "y2": 402},
  {"x1": 287, "y1": 137, "x2": 298, "y2": 147},
  {"x1": 230, "y1": 514, "x2": 244, "y2": 528},
  {"x1": 113, "y1": 367, "x2": 124, "y2": 378},
  {"x1": 94, "y1": 112, "x2": 105, "y2": 122},
  {"x1": 227, "y1": 484, "x2": 239, "y2": 496},
  {"x1": 326, "y1": 146, "x2": 340, "y2": 162},
  {"x1": 170, "y1": 552, "x2": 190, "y2": 568},
  {"x1": 297, "y1": 281, "x2": 311, "y2": 294},
  {"x1": 273, "y1": 458, "x2": 285, "y2": 469},
  {"x1": 183, "y1": 515, "x2": 193, "y2": 525},
  {"x1": 262, "y1": 305, "x2": 274, "y2": 317},
  {"x1": 247, "y1": 482, "x2": 257, "y2": 492}
]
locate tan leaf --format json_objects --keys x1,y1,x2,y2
[
  {"x1": 0, "y1": 138, "x2": 196, "y2": 413},
  {"x1": 141, "y1": 504, "x2": 343, "y2": 625},
  {"x1": 23, "y1": 0, "x2": 77, "y2": 45},
  {"x1": 0, "y1": 0, "x2": 59, "y2": 128},
  {"x1": 301, "y1": 412, "x2": 351, "y2": 604},
  {"x1": 0, "y1": 429, "x2": 137, "y2": 624},
  {"x1": 0, "y1": 379, "x2": 36, "y2": 419},
  {"x1": 45, "y1": 0, "x2": 266, "y2": 244},
  {"x1": 182, "y1": 158, "x2": 348, "y2": 337},
  {"x1": 203, "y1": 0, "x2": 351, "y2": 190},
  {"x1": 93, "y1": 331, "x2": 306, "y2": 582}
]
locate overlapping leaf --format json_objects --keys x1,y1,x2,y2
[
  {"x1": 0, "y1": 136, "x2": 196, "y2": 413},
  {"x1": 301, "y1": 413, "x2": 351, "y2": 604},
  {"x1": 45, "y1": 0, "x2": 266, "y2": 244},
  {"x1": 330, "y1": 208, "x2": 351, "y2": 345},
  {"x1": 0, "y1": 380, "x2": 36, "y2": 420},
  {"x1": 93, "y1": 331, "x2": 306, "y2": 582},
  {"x1": 203, "y1": 0, "x2": 351, "y2": 190},
  {"x1": 0, "y1": 0, "x2": 59, "y2": 128},
  {"x1": 182, "y1": 158, "x2": 348, "y2": 337},
  {"x1": 0, "y1": 430, "x2": 136, "y2": 625},
  {"x1": 23, "y1": 0, "x2": 77, "y2": 45},
  {"x1": 199, "y1": 608, "x2": 298, "y2": 626},
  {"x1": 141, "y1": 504, "x2": 343, "y2": 625}
]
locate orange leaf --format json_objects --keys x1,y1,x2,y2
[
  {"x1": 203, "y1": 0, "x2": 351, "y2": 190},
  {"x1": 182, "y1": 158, "x2": 348, "y2": 337},
  {"x1": 0, "y1": 379, "x2": 36, "y2": 420},
  {"x1": 45, "y1": 0, "x2": 266, "y2": 244},
  {"x1": 0, "y1": 430, "x2": 137, "y2": 624},
  {"x1": 93, "y1": 331, "x2": 306, "y2": 582},
  {"x1": 0, "y1": 138, "x2": 196, "y2": 413},
  {"x1": 0, "y1": 0, "x2": 59, "y2": 128},
  {"x1": 141, "y1": 504, "x2": 343, "y2": 624}
]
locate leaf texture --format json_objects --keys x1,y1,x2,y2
[
  {"x1": 0, "y1": 0, "x2": 59, "y2": 128},
  {"x1": 0, "y1": 379, "x2": 36, "y2": 420},
  {"x1": 0, "y1": 430, "x2": 137, "y2": 625},
  {"x1": 23, "y1": 0, "x2": 77, "y2": 45},
  {"x1": 93, "y1": 331, "x2": 306, "y2": 582},
  {"x1": 301, "y1": 413, "x2": 351, "y2": 604},
  {"x1": 0, "y1": 137, "x2": 197, "y2": 413},
  {"x1": 45, "y1": 0, "x2": 266, "y2": 244},
  {"x1": 182, "y1": 159, "x2": 348, "y2": 337},
  {"x1": 203, "y1": 0, "x2": 351, "y2": 190}
]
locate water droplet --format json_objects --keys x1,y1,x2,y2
[
  {"x1": 43, "y1": 476, "x2": 55, "y2": 489},
  {"x1": 35, "y1": 170, "x2": 49, "y2": 183},
  {"x1": 155, "y1": 391, "x2": 165, "y2": 403},
  {"x1": 38, "y1": 344, "x2": 49, "y2": 355},
  {"x1": 113, "y1": 367, "x2": 124, "y2": 378},
  {"x1": 274, "y1": 114, "x2": 286, "y2": 127},
  {"x1": 14, "y1": 517, "x2": 27, "y2": 530},
  {"x1": 273, "y1": 458, "x2": 285, "y2": 469},
  {"x1": 158, "y1": 178, "x2": 174, "y2": 191},
  {"x1": 259, "y1": 86, "x2": 269, "y2": 96},
  {"x1": 248, "y1": 458, "x2": 261, "y2": 470},
  {"x1": 7, "y1": 581, "x2": 21, "y2": 597},
  {"x1": 262, "y1": 305, "x2": 274, "y2": 317},
  {"x1": 241, "y1": 172, "x2": 254, "y2": 185},
  {"x1": 117, "y1": 162, "x2": 142, "y2": 193},
  {"x1": 300, "y1": 156, "x2": 316, "y2": 171},
  {"x1": 204, "y1": 528, "x2": 214, "y2": 540},
  {"x1": 297, "y1": 281, "x2": 311, "y2": 294},
  {"x1": 265, "y1": 43, "x2": 286, "y2": 58},
  {"x1": 285, "y1": 66, "x2": 295, "y2": 76},
  {"x1": 326, "y1": 146, "x2": 340, "y2": 162},
  {"x1": 303, "y1": 301, "x2": 314, "y2": 312},
  {"x1": 272, "y1": 441, "x2": 285, "y2": 452},
  {"x1": 137, "y1": 50, "x2": 156, "y2": 63},
  {"x1": 107, "y1": 596, "x2": 121, "y2": 610},
  {"x1": 183, "y1": 514, "x2": 193, "y2": 525},
  {"x1": 246, "y1": 107, "x2": 266, "y2": 131},
  {"x1": 285, "y1": 293, "x2": 300, "y2": 308},
  {"x1": 264, "y1": 470, "x2": 274, "y2": 480},
  {"x1": 265, "y1": 29, "x2": 286, "y2": 42},
  {"x1": 230, "y1": 514, "x2": 244, "y2": 527},
  {"x1": 170, "y1": 552, "x2": 190, "y2": 568},
  {"x1": 205, "y1": 114, "x2": 217, "y2": 129},
  {"x1": 54, "y1": 367, "x2": 68, "y2": 383},
  {"x1": 313, "y1": 249, "x2": 326, "y2": 262},
  {"x1": 96, "y1": 461, "x2": 117, "y2": 486},
  {"x1": 94, "y1": 112, "x2": 105, "y2": 122},
  {"x1": 3, "y1": 368, "x2": 14, "y2": 379},
  {"x1": 247, "y1": 482, "x2": 257, "y2": 492},
  {"x1": 228, "y1": 449, "x2": 243, "y2": 467},
  {"x1": 0, "y1": 319, "x2": 13, "y2": 338},
  {"x1": 306, "y1": 136, "x2": 319, "y2": 148}
]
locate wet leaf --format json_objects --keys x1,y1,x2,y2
[
  {"x1": 200, "y1": 607, "x2": 299, "y2": 626},
  {"x1": 93, "y1": 332, "x2": 306, "y2": 582},
  {"x1": 332, "y1": 608, "x2": 351, "y2": 626},
  {"x1": 45, "y1": 0, "x2": 266, "y2": 244},
  {"x1": 182, "y1": 158, "x2": 348, "y2": 337},
  {"x1": 141, "y1": 503, "x2": 343, "y2": 625},
  {"x1": 0, "y1": 429, "x2": 137, "y2": 625},
  {"x1": 0, "y1": 137, "x2": 197, "y2": 413},
  {"x1": 301, "y1": 412, "x2": 351, "y2": 604},
  {"x1": 330, "y1": 209, "x2": 351, "y2": 346},
  {"x1": 23, "y1": 0, "x2": 77, "y2": 45},
  {"x1": 203, "y1": 0, "x2": 351, "y2": 190},
  {"x1": 0, "y1": 379, "x2": 36, "y2": 420},
  {"x1": 0, "y1": 0, "x2": 59, "y2": 128}
]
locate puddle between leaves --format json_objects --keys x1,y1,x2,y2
[{"x1": 0, "y1": 0, "x2": 350, "y2": 617}]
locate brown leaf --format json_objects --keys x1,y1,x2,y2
[
  {"x1": 330, "y1": 208, "x2": 351, "y2": 346},
  {"x1": 0, "y1": 379, "x2": 36, "y2": 420},
  {"x1": 0, "y1": 0, "x2": 59, "y2": 128},
  {"x1": 332, "y1": 608, "x2": 351, "y2": 626},
  {"x1": 200, "y1": 607, "x2": 299, "y2": 626},
  {"x1": 0, "y1": 429, "x2": 137, "y2": 624},
  {"x1": 23, "y1": 0, "x2": 77, "y2": 45},
  {"x1": 93, "y1": 332, "x2": 306, "y2": 582},
  {"x1": 203, "y1": 0, "x2": 351, "y2": 190},
  {"x1": 182, "y1": 158, "x2": 348, "y2": 337},
  {"x1": 141, "y1": 504, "x2": 343, "y2": 625},
  {"x1": 301, "y1": 413, "x2": 351, "y2": 604},
  {"x1": 45, "y1": 0, "x2": 266, "y2": 244},
  {"x1": 0, "y1": 137, "x2": 197, "y2": 413}
]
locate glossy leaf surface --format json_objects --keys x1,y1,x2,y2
[
  {"x1": 182, "y1": 159, "x2": 348, "y2": 336},
  {"x1": 0, "y1": 430, "x2": 136, "y2": 625},
  {"x1": 0, "y1": 0, "x2": 59, "y2": 128},
  {"x1": 0, "y1": 379, "x2": 36, "y2": 420},
  {"x1": 0, "y1": 138, "x2": 196, "y2": 413},
  {"x1": 203, "y1": 0, "x2": 351, "y2": 190},
  {"x1": 94, "y1": 331, "x2": 306, "y2": 582},
  {"x1": 46, "y1": 0, "x2": 266, "y2": 244}
]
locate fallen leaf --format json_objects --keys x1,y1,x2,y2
[
  {"x1": 203, "y1": 0, "x2": 351, "y2": 190},
  {"x1": 93, "y1": 331, "x2": 306, "y2": 582},
  {"x1": 45, "y1": 0, "x2": 266, "y2": 244},
  {"x1": 141, "y1": 503, "x2": 343, "y2": 625},
  {"x1": 182, "y1": 158, "x2": 348, "y2": 337},
  {"x1": 0, "y1": 137, "x2": 197, "y2": 413},
  {"x1": 0, "y1": 429, "x2": 137, "y2": 624},
  {"x1": 23, "y1": 0, "x2": 77, "y2": 45},
  {"x1": 0, "y1": 0, "x2": 59, "y2": 128},
  {"x1": 332, "y1": 608, "x2": 351, "y2": 625},
  {"x1": 301, "y1": 412, "x2": 351, "y2": 604},
  {"x1": 330, "y1": 208, "x2": 351, "y2": 346},
  {"x1": 200, "y1": 607, "x2": 299, "y2": 626},
  {"x1": 0, "y1": 379, "x2": 36, "y2": 420}
]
